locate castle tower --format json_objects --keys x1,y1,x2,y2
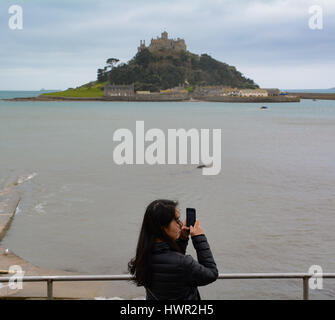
[
  {"x1": 139, "y1": 32, "x2": 186, "y2": 53},
  {"x1": 138, "y1": 40, "x2": 146, "y2": 52}
]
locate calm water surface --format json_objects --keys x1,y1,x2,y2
[{"x1": 1, "y1": 91, "x2": 335, "y2": 299}]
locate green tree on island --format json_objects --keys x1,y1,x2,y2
[
  {"x1": 97, "y1": 49, "x2": 258, "y2": 91},
  {"x1": 106, "y1": 58, "x2": 120, "y2": 70}
]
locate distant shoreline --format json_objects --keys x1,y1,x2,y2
[{"x1": 287, "y1": 92, "x2": 335, "y2": 100}]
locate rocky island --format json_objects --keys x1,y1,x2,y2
[{"x1": 5, "y1": 32, "x2": 301, "y2": 103}]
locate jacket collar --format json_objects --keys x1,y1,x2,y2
[{"x1": 152, "y1": 241, "x2": 171, "y2": 254}]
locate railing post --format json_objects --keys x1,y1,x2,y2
[
  {"x1": 47, "y1": 279, "x2": 53, "y2": 300},
  {"x1": 303, "y1": 276, "x2": 309, "y2": 300}
]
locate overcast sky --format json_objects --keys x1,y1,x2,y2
[{"x1": 0, "y1": 0, "x2": 334, "y2": 90}]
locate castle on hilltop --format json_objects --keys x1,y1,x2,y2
[{"x1": 138, "y1": 31, "x2": 187, "y2": 53}]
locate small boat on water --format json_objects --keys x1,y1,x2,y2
[{"x1": 260, "y1": 106, "x2": 268, "y2": 109}]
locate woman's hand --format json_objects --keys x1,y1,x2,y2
[
  {"x1": 179, "y1": 219, "x2": 190, "y2": 240},
  {"x1": 190, "y1": 219, "x2": 204, "y2": 237}
]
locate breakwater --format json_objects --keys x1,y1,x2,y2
[
  {"x1": 0, "y1": 186, "x2": 21, "y2": 243},
  {"x1": 288, "y1": 92, "x2": 335, "y2": 100},
  {"x1": 0, "y1": 182, "x2": 143, "y2": 299}
]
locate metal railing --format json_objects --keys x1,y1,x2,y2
[{"x1": 0, "y1": 273, "x2": 334, "y2": 300}]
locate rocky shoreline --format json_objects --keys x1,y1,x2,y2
[
  {"x1": 3, "y1": 94, "x2": 302, "y2": 103},
  {"x1": 5, "y1": 91, "x2": 335, "y2": 103},
  {"x1": 192, "y1": 95, "x2": 301, "y2": 103}
]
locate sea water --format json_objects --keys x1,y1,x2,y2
[{"x1": 1, "y1": 91, "x2": 335, "y2": 299}]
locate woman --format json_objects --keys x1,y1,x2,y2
[{"x1": 128, "y1": 199, "x2": 218, "y2": 300}]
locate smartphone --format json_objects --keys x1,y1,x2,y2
[{"x1": 186, "y1": 208, "x2": 196, "y2": 227}]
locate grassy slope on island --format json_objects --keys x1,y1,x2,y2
[{"x1": 40, "y1": 82, "x2": 107, "y2": 98}]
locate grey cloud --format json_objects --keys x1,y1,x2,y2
[{"x1": 0, "y1": 0, "x2": 334, "y2": 90}]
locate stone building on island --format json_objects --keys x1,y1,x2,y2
[
  {"x1": 194, "y1": 86, "x2": 282, "y2": 97},
  {"x1": 104, "y1": 84, "x2": 134, "y2": 97},
  {"x1": 264, "y1": 88, "x2": 280, "y2": 96},
  {"x1": 138, "y1": 31, "x2": 187, "y2": 53},
  {"x1": 239, "y1": 89, "x2": 268, "y2": 97}
]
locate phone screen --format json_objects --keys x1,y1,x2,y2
[{"x1": 186, "y1": 208, "x2": 196, "y2": 227}]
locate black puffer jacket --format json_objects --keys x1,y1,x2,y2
[{"x1": 146, "y1": 234, "x2": 218, "y2": 300}]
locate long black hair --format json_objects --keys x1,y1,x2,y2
[{"x1": 128, "y1": 199, "x2": 181, "y2": 287}]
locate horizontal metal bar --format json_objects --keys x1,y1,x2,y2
[
  {"x1": 217, "y1": 273, "x2": 334, "y2": 279},
  {"x1": 0, "y1": 274, "x2": 134, "y2": 282},
  {"x1": 1, "y1": 273, "x2": 334, "y2": 283}
]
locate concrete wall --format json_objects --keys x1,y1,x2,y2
[{"x1": 104, "y1": 93, "x2": 189, "y2": 101}]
